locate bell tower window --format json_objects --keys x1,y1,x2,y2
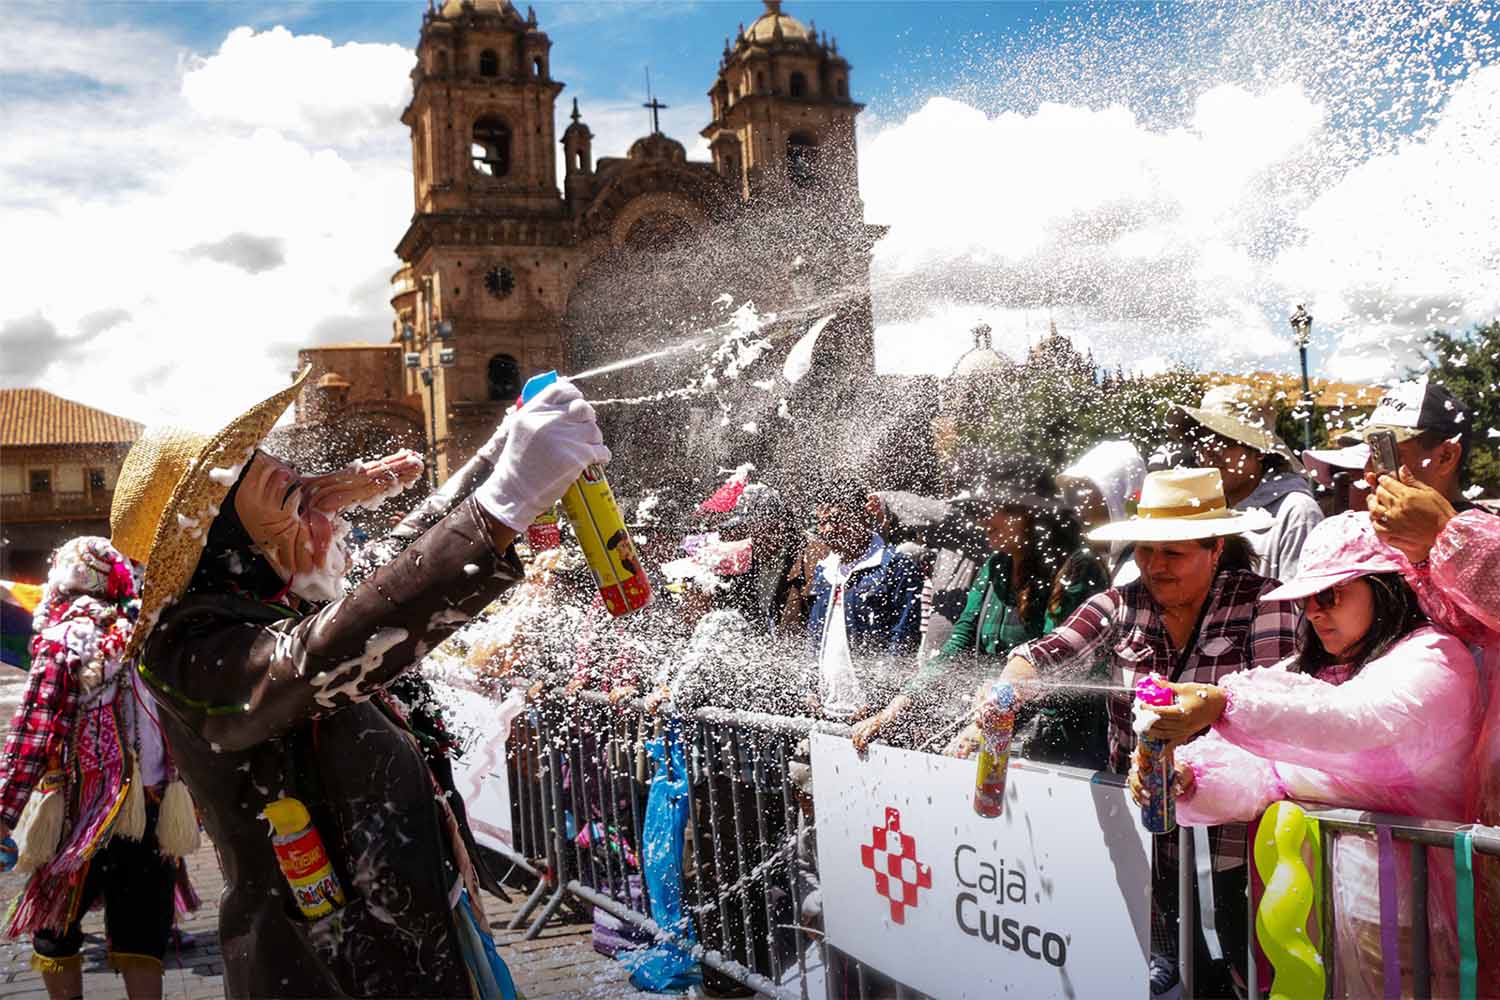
[
  {"x1": 479, "y1": 49, "x2": 499, "y2": 77},
  {"x1": 487, "y1": 354, "x2": 522, "y2": 401},
  {"x1": 471, "y1": 117, "x2": 511, "y2": 177},
  {"x1": 836, "y1": 77, "x2": 847, "y2": 98},
  {"x1": 484, "y1": 264, "x2": 516, "y2": 298},
  {"x1": 789, "y1": 72, "x2": 808, "y2": 98},
  {"x1": 532, "y1": 56, "x2": 544, "y2": 78},
  {"x1": 787, "y1": 132, "x2": 819, "y2": 188}
]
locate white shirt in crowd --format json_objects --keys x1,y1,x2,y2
[{"x1": 816, "y1": 536, "x2": 884, "y2": 719}]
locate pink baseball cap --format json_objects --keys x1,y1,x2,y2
[{"x1": 1260, "y1": 511, "x2": 1410, "y2": 602}]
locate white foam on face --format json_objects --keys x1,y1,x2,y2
[{"x1": 287, "y1": 518, "x2": 352, "y2": 603}]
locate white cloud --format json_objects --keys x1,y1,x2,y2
[
  {"x1": 863, "y1": 85, "x2": 1323, "y2": 376},
  {"x1": 1274, "y1": 63, "x2": 1500, "y2": 379},
  {"x1": 0, "y1": 23, "x2": 414, "y2": 431},
  {"x1": 863, "y1": 68, "x2": 1499, "y2": 384},
  {"x1": 181, "y1": 26, "x2": 413, "y2": 145}
]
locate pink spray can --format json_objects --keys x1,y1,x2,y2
[
  {"x1": 1134, "y1": 675, "x2": 1176, "y2": 835},
  {"x1": 973, "y1": 682, "x2": 1017, "y2": 818}
]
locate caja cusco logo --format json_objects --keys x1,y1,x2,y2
[
  {"x1": 858, "y1": 808, "x2": 931, "y2": 925},
  {"x1": 860, "y1": 807, "x2": 1069, "y2": 967}
]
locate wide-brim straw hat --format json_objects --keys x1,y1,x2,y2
[
  {"x1": 1172, "y1": 384, "x2": 1299, "y2": 466},
  {"x1": 1087, "y1": 467, "x2": 1273, "y2": 543},
  {"x1": 111, "y1": 369, "x2": 310, "y2": 658}
]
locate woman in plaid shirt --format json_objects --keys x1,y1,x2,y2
[{"x1": 953, "y1": 469, "x2": 1302, "y2": 999}]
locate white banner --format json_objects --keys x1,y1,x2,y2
[
  {"x1": 431, "y1": 678, "x2": 520, "y2": 852},
  {"x1": 812, "y1": 733, "x2": 1152, "y2": 999}
]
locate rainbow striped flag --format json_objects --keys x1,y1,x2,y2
[{"x1": 1, "y1": 581, "x2": 42, "y2": 671}]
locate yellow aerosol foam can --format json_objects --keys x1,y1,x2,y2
[
  {"x1": 521, "y1": 372, "x2": 653, "y2": 618},
  {"x1": 262, "y1": 797, "x2": 346, "y2": 920}
]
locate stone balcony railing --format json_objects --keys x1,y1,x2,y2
[{"x1": 1, "y1": 489, "x2": 113, "y2": 521}]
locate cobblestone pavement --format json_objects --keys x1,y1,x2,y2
[{"x1": 0, "y1": 667, "x2": 660, "y2": 1000}]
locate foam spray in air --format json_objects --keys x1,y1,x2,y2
[{"x1": 520, "y1": 371, "x2": 652, "y2": 617}]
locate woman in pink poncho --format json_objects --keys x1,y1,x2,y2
[{"x1": 1129, "y1": 511, "x2": 1481, "y2": 997}]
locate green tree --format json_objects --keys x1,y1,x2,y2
[
  {"x1": 1419, "y1": 321, "x2": 1500, "y2": 495},
  {"x1": 964, "y1": 331, "x2": 1206, "y2": 470}
]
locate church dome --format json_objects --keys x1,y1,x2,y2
[
  {"x1": 438, "y1": 0, "x2": 523, "y2": 20},
  {"x1": 628, "y1": 133, "x2": 687, "y2": 163},
  {"x1": 747, "y1": 0, "x2": 809, "y2": 43},
  {"x1": 950, "y1": 323, "x2": 1010, "y2": 378}
]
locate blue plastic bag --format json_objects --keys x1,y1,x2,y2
[{"x1": 619, "y1": 730, "x2": 701, "y2": 993}]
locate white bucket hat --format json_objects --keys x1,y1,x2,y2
[{"x1": 1087, "y1": 467, "x2": 1273, "y2": 543}]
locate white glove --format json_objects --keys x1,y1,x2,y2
[{"x1": 475, "y1": 379, "x2": 610, "y2": 532}]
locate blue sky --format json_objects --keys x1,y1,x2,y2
[
  {"x1": 1, "y1": 1, "x2": 1496, "y2": 428},
  {"x1": 63, "y1": 1, "x2": 1127, "y2": 135}
]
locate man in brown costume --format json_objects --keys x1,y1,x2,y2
[{"x1": 109, "y1": 371, "x2": 607, "y2": 998}]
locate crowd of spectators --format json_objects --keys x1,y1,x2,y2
[{"x1": 467, "y1": 375, "x2": 1500, "y2": 998}]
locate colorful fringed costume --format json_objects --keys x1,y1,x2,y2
[{"x1": 0, "y1": 537, "x2": 199, "y2": 973}]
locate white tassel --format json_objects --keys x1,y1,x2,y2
[
  {"x1": 155, "y1": 779, "x2": 200, "y2": 858},
  {"x1": 14, "y1": 780, "x2": 64, "y2": 873},
  {"x1": 116, "y1": 755, "x2": 147, "y2": 842}
]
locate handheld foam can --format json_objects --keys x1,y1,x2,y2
[
  {"x1": 973, "y1": 681, "x2": 1017, "y2": 818},
  {"x1": 519, "y1": 372, "x2": 652, "y2": 618},
  {"x1": 1134, "y1": 676, "x2": 1177, "y2": 835},
  {"x1": 263, "y1": 797, "x2": 346, "y2": 920}
]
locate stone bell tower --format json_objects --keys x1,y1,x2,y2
[
  {"x1": 394, "y1": 0, "x2": 573, "y2": 481},
  {"x1": 701, "y1": 0, "x2": 864, "y2": 213}
]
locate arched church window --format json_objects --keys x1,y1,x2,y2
[
  {"x1": 756, "y1": 72, "x2": 766, "y2": 93},
  {"x1": 532, "y1": 56, "x2": 544, "y2": 78},
  {"x1": 471, "y1": 117, "x2": 511, "y2": 177},
  {"x1": 789, "y1": 72, "x2": 808, "y2": 98},
  {"x1": 487, "y1": 354, "x2": 522, "y2": 402},
  {"x1": 479, "y1": 50, "x2": 499, "y2": 77},
  {"x1": 436, "y1": 51, "x2": 450, "y2": 77},
  {"x1": 836, "y1": 77, "x2": 847, "y2": 98},
  {"x1": 786, "y1": 132, "x2": 819, "y2": 188}
]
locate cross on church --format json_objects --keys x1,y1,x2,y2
[{"x1": 642, "y1": 68, "x2": 668, "y2": 134}]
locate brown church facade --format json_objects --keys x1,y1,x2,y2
[{"x1": 296, "y1": 0, "x2": 880, "y2": 488}]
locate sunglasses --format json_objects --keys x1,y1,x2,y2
[{"x1": 1300, "y1": 584, "x2": 1344, "y2": 612}]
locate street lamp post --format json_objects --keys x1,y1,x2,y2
[
  {"x1": 403, "y1": 278, "x2": 456, "y2": 488},
  {"x1": 1289, "y1": 304, "x2": 1313, "y2": 452}
]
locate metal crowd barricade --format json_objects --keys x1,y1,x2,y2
[
  {"x1": 487, "y1": 692, "x2": 1500, "y2": 999},
  {"x1": 488, "y1": 686, "x2": 848, "y2": 1000},
  {"x1": 1175, "y1": 807, "x2": 1500, "y2": 1000}
]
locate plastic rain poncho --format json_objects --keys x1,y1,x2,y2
[
  {"x1": 1175, "y1": 627, "x2": 1480, "y2": 999},
  {"x1": 1399, "y1": 508, "x2": 1500, "y2": 995}
]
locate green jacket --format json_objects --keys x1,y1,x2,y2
[
  {"x1": 902, "y1": 548, "x2": 1109, "y2": 700},
  {"x1": 902, "y1": 553, "x2": 1043, "y2": 698}
]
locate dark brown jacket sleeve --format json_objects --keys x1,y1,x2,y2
[{"x1": 144, "y1": 497, "x2": 523, "y2": 751}]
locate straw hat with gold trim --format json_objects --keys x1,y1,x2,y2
[
  {"x1": 1087, "y1": 467, "x2": 1273, "y2": 543},
  {"x1": 111, "y1": 369, "x2": 310, "y2": 658}
]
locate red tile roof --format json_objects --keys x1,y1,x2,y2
[{"x1": 0, "y1": 389, "x2": 142, "y2": 447}]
